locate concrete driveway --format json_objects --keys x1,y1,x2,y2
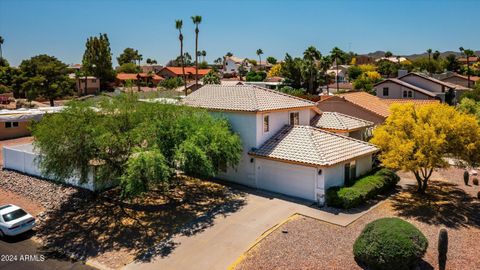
[{"x1": 124, "y1": 187, "x2": 375, "y2": 270}]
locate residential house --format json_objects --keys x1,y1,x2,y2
[
  {"x1": 317, "y1": 93, "x2": 390, "y2": 125},
  {"x1": 223, "y1": 56, "x2": 252, "y2": 76},
  {"x1": 374, "y1": 72, "x2": 471, "y2": 103},
  {"x1": 310, "y1": 112, "x2": 374, "y2": 140},
  {"x1": 375, "y1": 56, "x2": 408, "y2": 63},
  {"x1": 116, "y1": 73, "x2": 164, "y2": 86},
  {"x1": 73, "y1": 76, "x2": 101, "y2": 95},
  {"x1": 317, "y1": 91, "x2": 439, "y2": 126},
  {"x1": 326, "y1": 65, "x2": 350, "y2": 83},
  {"x1": 183, "y1": 85, "x2": 378, "y2": 204},
  {"x1": 140, "y1": 64, "x2": 163, "y2": 74},
  {"x1": 458, "y1": 56, "x2": 479, "y2": 65},
  {"x1": 439, "y1": 73, "x2": 479, "y2": 88},
  {"x1": 0, "y1": 107, "x2": 64, "y2": 140},
  {"x1": 159, "y1": 67, "x2": 211, "y2": 80}
]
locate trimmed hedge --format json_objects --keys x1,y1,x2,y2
[
  {"x1": 353, "y1": 218, "x2": 428, "y2": 270},
  {"x1": 326, "y1": 169, "x2": 399, "y2": 209}
]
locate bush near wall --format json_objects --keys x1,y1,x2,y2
[{"x1": 326, "y1": 169, "x2": 399, "y2": 209}]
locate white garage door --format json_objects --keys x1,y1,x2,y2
[{"x1": 257, "y1": 160, "x2": 316, "y2": 201}]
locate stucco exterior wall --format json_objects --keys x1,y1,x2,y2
[
  {"x1": 401, "y1": 75, "x2": 444, "y2": 93},
  {"x1": 255, "y1": 108, "x2": 313, "y2": 147},
  {"x1": 356, "y1": 154, "x2": 373, "y2": 177},
  {"x1": 213, "y1": 112, "x2": 257, "y2": 187},
  {"x1": 0, "y1": 122, "x2": 31, "y2": 140},
  {"x1": 375, "y1": 81, "x2": 432, "y2": 100}
]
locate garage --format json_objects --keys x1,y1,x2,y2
[{"x1": 256, "y1": 159, "x2": 316, "y2": 201}]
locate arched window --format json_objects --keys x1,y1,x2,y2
[
  {"x1": 403, "y1": 90, "x2": 407, "y2": 98},
  {"x1": 408, "y1": 91, "x2": 413, "y2": 98}
]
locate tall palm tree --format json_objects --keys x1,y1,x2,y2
[
  {"x1": 460, "y1": 47, "x2": 475, "y2": 88},
  {"x1": 330, "y1": 47, "x2": 345, "y2": 92},
  {"x1": 201, "y1": 50, "x2": 207, "y2": 62},
  {"x1": 319, "y1": 55, "x2": 332, "y2": 95},
  {"x1": 0, "y1": 36, "x2": 4, "y2": 59},
  {"x1": 427, "y1": 48, "x2": 432, "y2": 75},
  {"x1": 303, "y1": 46, "x2": 322, "y2": 93},
  {"x1": 256, "y1": 49, "x2": 264, "y2": 69},
  {"x1": 175, "y1": 19, "x2": 187, "y2": 95},
  {"x1": 226, "y1": 52, "x2": 233, "y2": 57},
  {"x1": 191, "y1": 15, "x2": 202, "y2": 87}
]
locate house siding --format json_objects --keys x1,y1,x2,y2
[
  {"x1": 0, "y1": 122, "x2": 31, "y2": 140},
  {"x1": 375, "y1": 81, "x2": 433, "y2": 100},
  {"x1": 317, "y1": 99, "x2": 385, "y2": 125}
]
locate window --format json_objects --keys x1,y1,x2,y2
[
  {"x1": 5, "y1": 122, "x2": 19, "y2": 129},
  {"x1": 408, "y1": 91, "x2": 413, "y2": 98},
  {"x1": 289, "y1": 112, "x2": 299, "y2": 125},
  {"x1": 91, "y1": 79, "x2": 96, "y2": 83},
  {"x1": 403, "y1": 90, "x2": 407, "y2": 98},
  {"x1": 344, "y1": 161, "x2": 357, "y2": 186},
  {"x1": 383, "y1": 87, "x2": 389, "y2": 96},
  {"x1": 263, "y1": 115, "x2": 270, "y2": 132}
]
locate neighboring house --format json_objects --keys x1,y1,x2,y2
[
  {"x1": 310, "y1": 112, "x2": 374, "y2": 140},
  {"x1": 242, "y1": 81, "x2": 282, "y2": 90},
  {"x1": 439, "y1": 73, "x2": 479, "y2": 88},
  {"x1": 159, "y1": 67, "x2": 211, "y2": 80},
  {"x1": 140, "y1": 64, "x2": 163, "y2": 74},
  {"x1": 458, "y1": 56, "x2": 479, "y2": 65},
  {"x1": 326, "y1": 65, "x2": 350, "y2": 83},
  {"x1": 374, "y1": 72, "x2": 471, "y2": 103},
  {"x1": 73, "y1": 75, "x2": 101, "y2": 95},
  {"x1": 317, "y1": 91, "x2": 440, "y2": 126},
  {"x1": 183, "y1": 85, "x2": 378, "y2": 204},
  {"x1": 116, "y1": 73, "x2": 164, "y2": 86},
  {"x1": 223, "y1": 56, "x2": 252, "y2": 75},
  {"x1": 374, "y1": 78, "x2": 438, "y2": 100},
  {"x1": 0, "y1": 107, "x2": 64, "y2": 140},
  {"x1": 375, "y1": 56, "x2": 408, "y2": 63},
  {"x1": 317, "y1": 93, "x2": 390, "y2": 125}
]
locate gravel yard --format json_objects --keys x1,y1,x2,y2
[
  {"x1": 0, "y1": 168, "x2": 245, "y2": 269},
  {"x1": 234, "y1": 168, "x2": 480, "y2": 270}
]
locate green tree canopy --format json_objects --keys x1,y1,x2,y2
[
  {"x1": 117, "y1": 63, "x2": 140, "y2": 73},
  {"x1": 117, "y1": 48, "x2": 142, "y2": 66},
  {"x1": 17, "y1": 55, "x2": 74, "y2": 106},
  {"x1": 82, "y1": 33, "x2": 115, "y2": 88},
  {"x1": 31, "y1": 94, "x2": 242, "y2": 198},
  {"x1": 266, "y1": 56, "x2": 277, "y2": 65},
  {"x1": 202, "y1": 70, "x2": 220, "y2": 84}
]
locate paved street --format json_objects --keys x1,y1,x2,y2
[{"x1": 0, "y1": 232, "x2": 94, "y2": 270}]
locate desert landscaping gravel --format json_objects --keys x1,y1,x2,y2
[{"x1": 235, "y1": 169, "x2": 480, "y2": 270}]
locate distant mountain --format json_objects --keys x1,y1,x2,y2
[{"x1": 362, "y1": 50, "x2": 480, "y2": 60}]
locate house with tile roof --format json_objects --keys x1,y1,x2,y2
[
  {"x1": 317, "y1": 91, "x2": 439, "y2": 125},
  {"x1": 158, "y1": 67, "x2": 211, "y2": 80},
  {"x1": 439, "y1": 73, "x2": 479, "y2": 88},
  {"x1": 310, "y1": 112, "x2": 374, "y2": 140},
  {"x1": 183, "y1": 85, "x2": 378, "y2": 204},
  {"x1": 223, "y1": 56, "x2": 252, "y2": 76}
]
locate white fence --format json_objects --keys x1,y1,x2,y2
[{"x1": 2, "y1": 144, "x2": 110, "y2": 191}]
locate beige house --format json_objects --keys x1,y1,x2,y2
[
  {"x1": 311, "y1": 112, "x2": 374, "y2": 140},
  {"x1": 74, "y1": 75, "x2": 100, "y2": 95},
  {"x1": 0, "y1": 107, "x2": 64, "y2": 140},
  {"x1": 440, "y1": 73, "x2": 479, "y2": 88},
  {"x1": 374, "y1": 78, "x2": 438, "y2": 100}
]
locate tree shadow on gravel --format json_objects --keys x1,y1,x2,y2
[
  {"x1": 35, "y1": 176, "x2": 246, "y2": 267},
  {"x1": 390, "y1": 180, "x2": 480, "y2": 229}
]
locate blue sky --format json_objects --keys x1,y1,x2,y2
[{"x1": 1, "y1": 0, "x2": 479, "y2": 67}]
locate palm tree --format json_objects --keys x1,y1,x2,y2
[
  {"x1": 201, "y1": 50, "x2": 207, "y2": 62},
  {"x1": 460, "y1": 47, "x2": 475, "y2": 88},
  {"x1": 191, "y1": 15, "x2": 202, "y2": 87},
  {"x1": 330, "y1": 47, "x2": 345, "y2": 92},
  {"x1": 427, "y1": 48, "x2": 432, "y2": 75},
  {"x1": 226, "y1": 52, "x2": 233, "y2": 57},
  {"x1": 303, "y1": 46, "x2": 322, "y2": 93},
  {"x1": 175, "y1": 19, "x2": 187, "y2": 95},
  {"x1": 319, "y1": 55, "x2": 332, "y2": 95},
  {"x1": 256, "y1": 49, "x2": 264, "y2": 69},
  {"x1": 0, "y1": 36, "x2": 4, "y2": 59}
]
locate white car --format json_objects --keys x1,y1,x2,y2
[{"x1": 0, "y1": 204, "x2": 36, "y2": 237}]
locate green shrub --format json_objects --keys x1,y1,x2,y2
[
  {"x1": 353, "y1": 218, "x2": 428, "y2": 270},
  {"x1": 326, "y1": 169, "x2": 399, "y2": 209},
  {"x1": 158, "y1": 77, "x2": 184, "y2": 89},
  {"x1": 464, "y1": 170, "x2": 469, "y2": 185}
]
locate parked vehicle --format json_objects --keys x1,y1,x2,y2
[{"x1": 0, "y1": 204, "x2": 35, "y2": 237}]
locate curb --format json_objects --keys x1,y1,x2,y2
[{"x1": 227, "y1": 213, "x2": 301, "y2": 270}]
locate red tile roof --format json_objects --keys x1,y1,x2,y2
[
  {"x1": 442, "y1": 73, "x2": 480, "y2": 82},
  {"x1": 337, "y1": 92, "x2": 390, "y2": 118},
  {"x1": 162, "y1": 67, "x2": 211, "y2": 75},
  {"x1": 116, "y1": 73, "x2": 164, "y2": 81}
]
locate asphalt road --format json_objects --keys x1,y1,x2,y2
[{"x1": 0, "y1": 231, "x2": 94, "y2": 270}]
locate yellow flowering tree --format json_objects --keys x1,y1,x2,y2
[
  {"x1": 371, "y1": 103, "x2": 480, "y2": 193},
  {"x1": 268, "y1": 63, "x2": 282, "y2": 77}
]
